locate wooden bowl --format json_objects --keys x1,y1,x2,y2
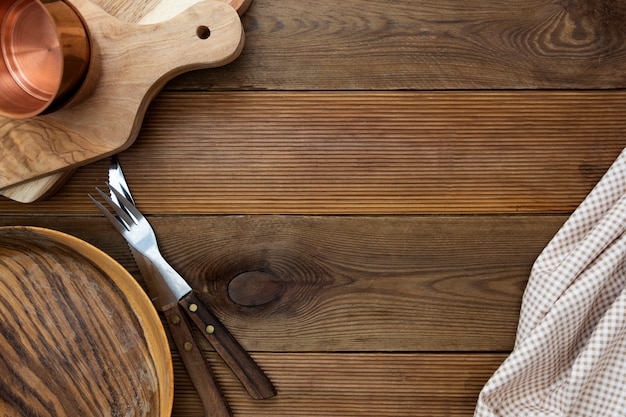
[{"x1": 0, "y1": 226, "x2": 173, "y2": 417}]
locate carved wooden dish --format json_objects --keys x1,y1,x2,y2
[{"x1": 0, "y1": 226, "x2": 173, "y2": 417}]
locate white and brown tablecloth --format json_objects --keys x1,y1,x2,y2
[{"x1": 475, "y1": 149, "x2": 626, "y2": 416}]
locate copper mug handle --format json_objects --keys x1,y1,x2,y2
[{"x1": 0, "y1": 0, "x2": 90, "y2": 119}]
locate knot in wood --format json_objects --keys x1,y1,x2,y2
[{"x1": 228, "y1": 271, "x2": 284, "y2": 307}]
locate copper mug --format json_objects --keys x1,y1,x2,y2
[{"x1": 0, "y1": 0, "x2": 90, "y2": 119}]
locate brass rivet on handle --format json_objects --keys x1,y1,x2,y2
[
  {"x1": 189, "y1": 304, "x2": 198, "y2": 312},
  {"x1": 170, "y1": 314, "x2": 181, "y2": 325},
  {"x1": 206, "y1": 325, "x2": 215, "y2": 334},
  {"x1": 183, "y1": 342, "x2": 193, "y2": 351}
]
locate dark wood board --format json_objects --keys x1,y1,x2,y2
[
  {"x1": 0, "y1": 215, "x2": 565, "y2": 352},
  {"x1": 1, "y1": 91, "x2": 624, "y2": 215},
  {"x1": 169, "y1": 0, "x2": 626, "y2": 90}
]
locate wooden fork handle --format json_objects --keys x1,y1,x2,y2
[
  {"x1": 180, "y1": 291, "x2": 277, "y2": 400},
  {"x1": 163, "y1": 303, "x2": 233, "y2": 417}
]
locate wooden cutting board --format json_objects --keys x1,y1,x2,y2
[{"x1": 0, "y1": 0, "x2": 246, "y2": 202}]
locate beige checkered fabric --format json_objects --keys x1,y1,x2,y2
[{"x1": 475, "y1": 149, "x2": 626, "y2": 417}]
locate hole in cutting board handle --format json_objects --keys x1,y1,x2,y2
[{"x1": 196, "y1": 25, "x2": 210, "y2": 39}]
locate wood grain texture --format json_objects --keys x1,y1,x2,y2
[
  {"x1": 1, "y1": 0, "x2": 624, "y2": 414},
  {"x1": 0, "y1": 215, "x2": 565, "y2": 352},
  {"x1": 170, "y1": 0, "x2": 626, "y2": 90},
  {"x1": 0, "y1": 0, "x2": 244, "y2": 189},
  {"x1": 0, "y1": 90, "x2": 623, "y2": 214},
  {"x1": 171, "y1": 352, "x2": 506, "y2": 417},
  {"x1": 4, "y1": 0, "x2": 626, "y2": 202},
  {"x1": 0, "y1": 227, "x2": 172, "y2": 417}
]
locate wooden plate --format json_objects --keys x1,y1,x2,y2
[{"x1": 0, "y1": 226, "x2": 173, "y2": 417}]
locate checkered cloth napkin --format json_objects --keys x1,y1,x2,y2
[{"x1": 475, "y1": 149, "x2": 626, "y2": 416}]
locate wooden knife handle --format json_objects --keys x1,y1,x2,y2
[
  {"x1": 163, "y1": 304, "x2": 233, "y2": 417},
  {"x1": 179, "y1": 291, "x2": 277, "y2": 400}
]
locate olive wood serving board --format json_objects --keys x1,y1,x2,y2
[{"x1": 0, "y1": 0, "x2": 244, "y2": 199}]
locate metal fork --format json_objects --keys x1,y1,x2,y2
[
  {"x1": 90, "y1": 185, "x2": 276, "y2": 401},
  {"x1": 91, "y1": 186, "x2": 191, "y2": 305}
]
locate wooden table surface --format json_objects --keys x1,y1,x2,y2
[{"x1": 2, "y1": 0, "x2": 626, "y2": 415}]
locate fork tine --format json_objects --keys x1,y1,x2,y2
[
  {"x1": 108, "y1": 185, "x2": 145, "y2": 223},
  {"x1": 95, "y1": 187, "x2": 136, "y2": 227},
  {"x1": 89, "y1": 194, "x2": 130, "y2": 233}
]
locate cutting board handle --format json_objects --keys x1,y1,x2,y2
[{"x1": 69, "y1": 0, "x2": 245, "y2": 106}]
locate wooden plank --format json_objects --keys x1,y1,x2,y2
[
  {"x1": 168, "y1": 0, "x2": 626, "y2": 90},
  {"x1": 1, "y1": 91, "x2": 623, "y2": 214},
  {"x1": 0, "y1": 215, "x2": 565, "y2": 352},
  {"x1": 171, "y1": 352, "x2": 505, "y2": 417}
]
